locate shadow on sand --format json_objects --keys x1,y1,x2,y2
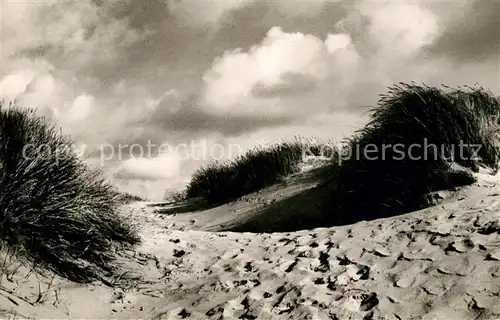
[
  {"x1": 148, "y1": 164, "x2": 477, "y2": 233},
  {"x1": 148, "y1": 198, "x2": 215, "y2": 215},
  {"x1": 150, "y1": 164, "x2": 333, "y2": 217},
  {"x1": 225, "y1": 184, "x2": 332, "y2": 233},
  {"x1": 224, "y1": 168, "x2": 476, "y2": 233}
]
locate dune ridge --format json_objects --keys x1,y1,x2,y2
[{"x1": 2, "y1": 170, "x2": 500, "y2": 320}]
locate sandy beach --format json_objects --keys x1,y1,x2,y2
[{"x1": 2, "y1": 170, "x2": 500, "y2": 320}]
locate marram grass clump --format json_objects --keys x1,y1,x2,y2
[
  {"x1": 186, "y1": 137, "x2": 337, "y2": 204},
  {"x1": 0, "y1": 103, "x2": 140, "y2": 283},
  {"x1": 326, "y1": 83, "x2": 500, "y2": 221}
]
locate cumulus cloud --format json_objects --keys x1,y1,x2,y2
[
  {"x1": 358, "y1": 1, "x2": 440, "y2": 57},
  {"x1": 66, "y1": 95, "x2": 96, "y2": 121},
  {"x1": 0, "y1": 69, "x2": 74, "y2": 120},
  {"x1": 107, "y1": 134, "x2": 248, "y2": 199},
  {"x1": 201, "y1": 26, "x2": 359, "y2": 116},
  {"x1": 2, "y1": 0, "x2": 146, "y2": 73},
  {"x1": 1, "y1": 0, "x2": 155, "y2": 140},
  {"x1": 0, "y1": 70, "x2": 38, "y2": 101},
  {"x1": 1, "y1": 0, "x2": 499, "y2": 199}
]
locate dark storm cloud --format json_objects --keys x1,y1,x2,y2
[
  {"x1": 424, "y1": 1, "x2": 500, "y2": 62},
  {"x1": 11, "y1": 0, "x2": 210, "y2": 96},
  {"x1": 89, "y1": 94, "x2": 295, "y2": 158},
  {"x1": 137, "y1": 94, "x2": 294, "y2": 138},
  {"x1": 158, "y1": 106, "x2": 293, "y2": 136},
  {"x1": 8, "y1": 0, "x2": 349, "y2": 101},
  {"x1": 214, "y1": 1, "x2": 349, "y2": 50},
  {"x1": 4, "y1": 0, "x2": 500, "y2": 200}
]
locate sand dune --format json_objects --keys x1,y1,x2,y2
[{"x1": 2, "y1": 171, "x2": 500, "y2": 320}]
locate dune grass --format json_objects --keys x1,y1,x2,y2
[
  {"x1": 0, "y1": 103, "x2": 140, "y2": 283},
  {"x1": 185, "y1": 138, "x2": 336, "y2": 204},
  {"x1": 182, "y1": 83, "x2": 499, "y2": 229},
  {"x1": 325, "y1": 83, "x2": 500, "y2": 221},
  {"x1": 228, "y1": 83, "x2": 500, "y2": 233}
]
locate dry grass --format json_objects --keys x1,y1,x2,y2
[
  {"x1": 325, "y1": 83, "x2": 500, "y2": 221},
  {"x1": 185, "y1": 137, "x2": 337, "y2": 204},
  {"x1": 0, "y1": 103, "x2": 140, "y2": 283}
]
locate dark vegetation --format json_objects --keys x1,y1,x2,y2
[
  {"x1": 325, "y1": 83, "x2": 500, "y2": 222},
  {"x1": 3, "y1": 82, "x2": 495, "y2": 275},
  {"x1": 183, "y1": 83, "x2": 500, "y2": 232},
  {"x1": 185, "y1": 138, "x2": 336, "y2": 205},
  {"x1": 0, "y1": 103, "x2": 140, "y2": 283}
]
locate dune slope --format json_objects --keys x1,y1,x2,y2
[{"x1": 2, "y1": 172, "x2": 500, "y2": 320}]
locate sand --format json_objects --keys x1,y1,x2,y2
[{"x1": 1, "y1": 170, "x2": 500, "y2": 320}]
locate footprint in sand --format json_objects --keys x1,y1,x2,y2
[
  {"x1": 476, "y1": 220, "x2": 500, "y2": 235},
  {"x1": 309, "y1": 241, "x2": 319, "y2": 248},
  {"x1": 336, "y1": 264, "x2": 370, "y2": 285},
  {"x1": 314, "y1": 277, "x2": 325, "y2": 284},
  {"x1": 350, "y1": 264, "x2": 370, "y2": 281},
  {"x1": 360, "y1": 292, "x2": 379, "y2": 312},
  {"x1": 394, "y1": 274, "x2": 416, "y2": 288},
  {"x1": 372, "y1": 246, "x2": 392, "y2": 257},
  {"x1": 285, "y1": 259, "x2": 299, "y2": 273},
  {"x1": 177, "y1": 308, "x2": 191, "y2": 319},
  {"x1": 232, "y1": 279, "x2": 260, "y2": 290},
  {"x1": 445, "y1": 238, "x2": 475, "y2": 253},
  {"x1": 343, "y1": 291, "x2": 379, "y2": 313},
  {"x1": 486, "y1": 249, "x2": 500, "y2": 261},
  {"x1": 421, "y1": 280, "x2": 450, "y2": 296},
  {"x1": 297, "y1": 250, "x2": 314, "y2": 258},
  {"x1": 173, "y1": 249, "x2": 186, "y2": 258},
  {"x1": 336, "y1": 253, "x2": 356, "y2": 266},
  {"x1": 244, "y1": 261, "x2": 257, "y2": 273},
  {"x1": 314, "y1": 251, "x2": 330, "y2": 272},
  {"x1": 437, "y1": 257, "x2": 473, "y2": 275}
]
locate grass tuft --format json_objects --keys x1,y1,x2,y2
[
  {"x1": 180, "y1": 83, "x2": 500, "y2": 228},
  {"x1": 185, "y1": 137, "x2": 336, "y2": 204},
  {"x1": 326, "y1": 83, "x2": 500, "y2": 220},
  {"x1": 0, "y1": 103, "x2": 140, "y2": 283}
]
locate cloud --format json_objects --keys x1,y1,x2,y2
[
  {"x1": 423, "y1": 0, "x2": 500, "y2": 62},
  {"x1": 106, "y1": 134, "x2": 246, "y2": 200},
  {"x1": 145, "y1": 96, "x2": 294, "y2": 136},
  {"x1": 200, "y1": 26, "x2": 359, "y2": 116},
  {"x1": 167, "y1": 0, "x2": 253, "y2": 29},
  {"x1": 2, "y1": 0, "x2": 149, "y2": 81},
  {"x1": 0, "y1": 69, "x2": 74, "y2": 120},
  {"x1": 167, "y1": 0, "x2": 341, "y2": 30},
  {"x1": 112, "y1": 153, "x2": 182, "y2": 181},
  {"x1": 356, "y1": 1, "x2": 440, "y2": 57},
  {"x1": 2, "y1": 0, "x2": 499, "y2": 200},
  {"x1": 271, "y1": 0, "x2": 340, "y2": 18},
  {"x1": 66, "y1": 95, "x2": 96, "y2": 121},
  {"x1": 250, "y1": 73, "x2": 318, "y2": 99},
  {"x1": 105, "y1": 112, "x2": 365, "y2": 201},
  {"x1": 0, "y1": 70, "x2": 37, "y2": 101}
]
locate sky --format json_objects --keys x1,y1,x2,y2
[{"x1": 1, "y1": 0, "x2": 499, "y2": 199}]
